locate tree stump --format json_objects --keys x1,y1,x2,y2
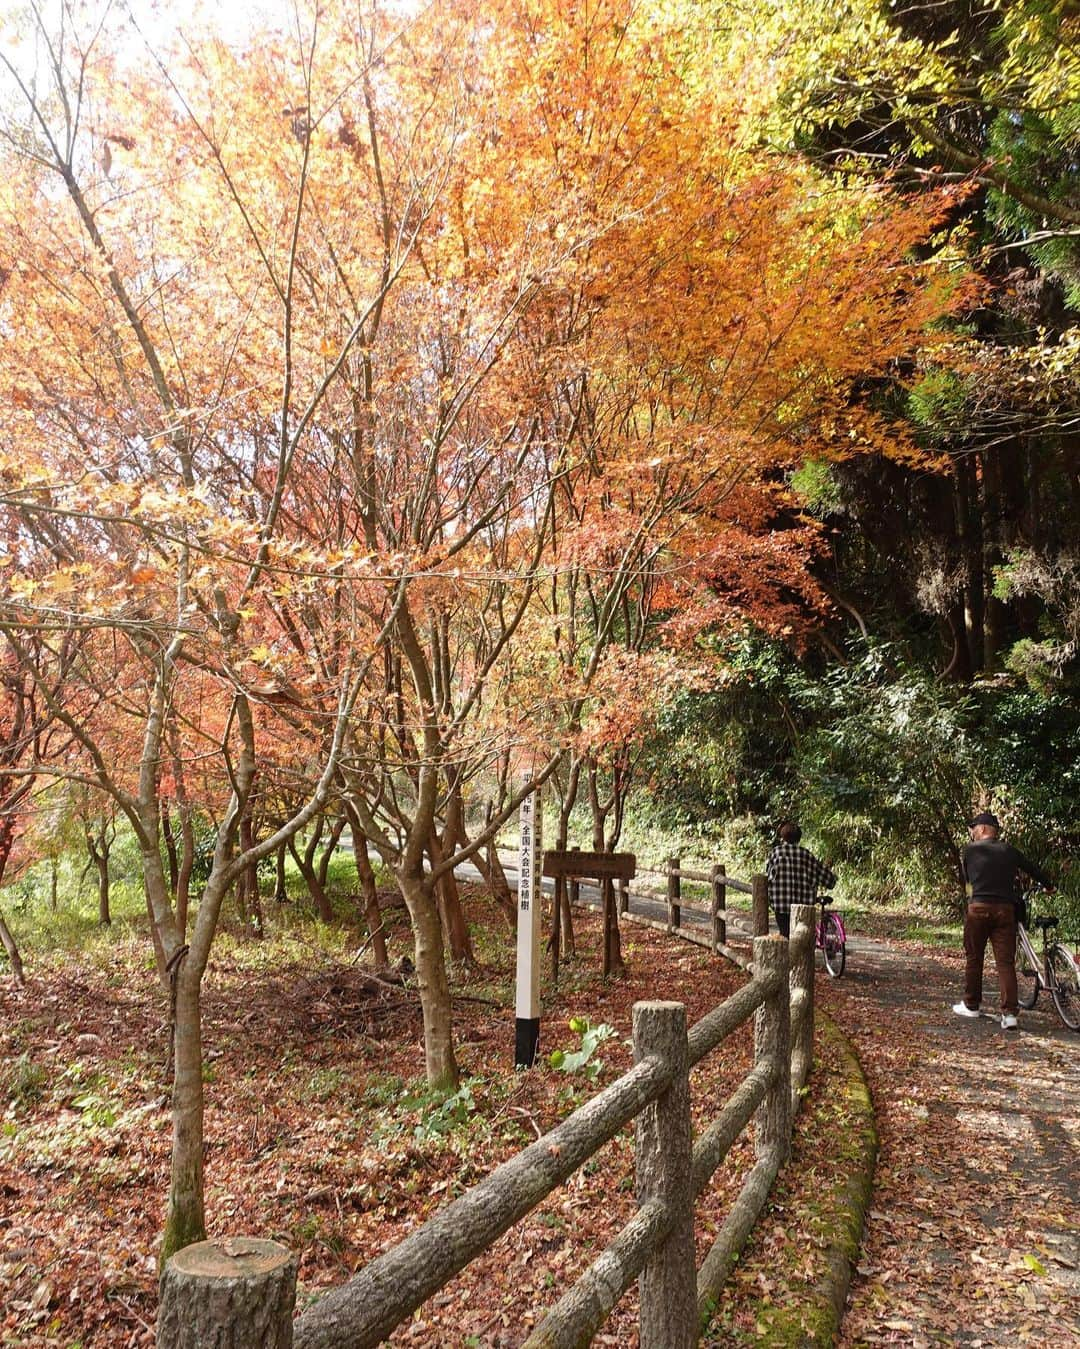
[{"x1": 157, "y1": 1238, "x2": 296, "y2": 1348}]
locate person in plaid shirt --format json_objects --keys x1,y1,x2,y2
[{"x1": 766, "y1": 821, "x2": 836, "y2": 937}]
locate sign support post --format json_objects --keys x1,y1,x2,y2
[{"x1": 514, "y1": 782, "x2": 543, "y2": 1068}]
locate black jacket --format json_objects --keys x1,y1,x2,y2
[{"x1": 961, "y1": 840, "x2": 1052, "y2": 906}]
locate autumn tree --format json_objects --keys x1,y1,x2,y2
[
  {"x1": 734, "y1": 0, "x2": 1080, "y2": 681},
  {"x1": 0, "y1": 0, "x2": 974, "y2": 1255}
]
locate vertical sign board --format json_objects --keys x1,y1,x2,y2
[{"x1": 514, "y1": 784, "x2": 543, "y2": 1067}]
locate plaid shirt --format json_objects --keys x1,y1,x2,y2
[{"x1": 766, "y1": 841, "x2": 836, "y2": 917}]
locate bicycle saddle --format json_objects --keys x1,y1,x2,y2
[{"x1": 1033, "y1": 915, "x2": 1058, "y2": 931}]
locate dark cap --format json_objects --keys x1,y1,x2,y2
[{"x1": 969, "y1": 811, "x2": 1000, "y2": 829}]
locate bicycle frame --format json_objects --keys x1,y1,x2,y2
[
  {"x1": 1016, "y1": 913, "x2": 1080, "y2": 1031},
  {"x1": 1017, "y1": 923, "x2": 1041, "y2": 985},
  {"x1": 814, "y1": 899, "x2": 846, "y2": 977},
  {"x1": 815, "y1": 907, "x2": 846, "y2": 950}
]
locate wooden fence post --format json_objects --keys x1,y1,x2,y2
[
  {"x1": 753, "y1": 936, "x2": 791, "y2": 1167},
  {"x1": 157, "y1": 1239, "x2": 296, "y2": 1349},
  {"x1": 710, "y1": 864, "x2": 726, "y2": 950},
  {"x1": 752, "y1": 873, "x2": 769, "y2": 937},
  {"x1": 634, "y1": 1001, "x2": 695, "y2": 1349},
  {"x1": 619, "y1": 876, "x2": 629, "y2": 915},
  {"x1": 789, "y1": 903, "x2": 815, "y2": 1105},
  {"x1": 666, "y1": 855, "x2": 681, "y2": 932}
]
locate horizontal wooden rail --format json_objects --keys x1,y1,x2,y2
[
  {"x1": 292, "y1": 1055, "x2": 674, "y2": 1349},
  {"x1": 687, "y1": 973, "x2": 777, "y2": 1067},
  {"x1": 636, "y1": 863, "x2": 753, "y2": 896},
  {"x1": 168, "y1": 897, "x2": 821, "y2": 1349},
  {"x1": 697, "y1": 1154, "x2": 780, "y2": 1311},
  {"x1": 690, "y1": 1061, "x2": 772, "y2": 1199},
  {"x1": 522, "y1": 1198, "x2": 670, "y2": 1349}
]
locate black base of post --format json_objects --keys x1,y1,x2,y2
[{"x1": 515, "y1": 1017, "x2": 540, "y2": 1068}]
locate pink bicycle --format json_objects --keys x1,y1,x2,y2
[{"x1": 816, "y1": 896, "x2": 846, "y2": 977}]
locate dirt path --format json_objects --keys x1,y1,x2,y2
[{"x1": 818, "y1": 934, "x2": 1080, "y2": 1346}]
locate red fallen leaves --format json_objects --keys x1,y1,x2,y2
[
  {"x1": 816, "y1": 939, "x2": 1080, "y2": 1347},
  {"x1": 1, "y1": 903, "x2": 760, "y2": 1346}
]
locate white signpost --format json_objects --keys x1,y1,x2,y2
[{"x1": 514, "y1": 782, "x2": 543, "y2": 1067}]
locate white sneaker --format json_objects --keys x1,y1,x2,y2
[
  {"x1": 1001, "y1": 1013, "x2": 1018, "y2": 1030},
  {"x1": 952, "y1": 1002, "x2": 981, "y2": 1018}
]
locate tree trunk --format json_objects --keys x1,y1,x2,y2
[
  {"x1": 274, "y1": 842, "x2": 289, "y2": 905},
  {"x1": 49, "y1": 858, "x2": 58, "y2": 912},
  {"x1": 289, "y1": 836, "x2": 334, "y2": 922},
  {"x1": 466, "y1": 801, "x2": 515, "y2": 927},
  {"x1": 602, "y1": 877, "x2": 625, "y2": 977},
  {"x1": 170, "y1": 741, "x2": 196, "y2": 938},
  {"x1": 161, "y1": 957, "x2": 206, "y2": 1262},
  {"x1": 315, "y1": 815, "x2": 347, "y2": 891},
  {"x1": 981, "y1": 447, "x2": 1005, "y2": 672},
  {"x1": 233, "y1": 879, "x2": 249, "y2": 929},
  {"x1": 429, "y1": 832, "x2": 475, "y2": 968},
  {"x1": 96, "y1": 851, "x2": 111, "y2": 927},
  {"x1": 162, "y1": 801, "x2": 180, "y2": 896},
  {"x1": 145, "y1": 886, "x2": 169, "y2": 988},
  {"x1": 240, "y1": 811, "x2": 263, "y2": 938},
  {"x1": 561, "y1": 883, "x2": 576, "y2": 959},
  {"x1": 486, "y1": 842, "x2": 516, "y2": 926},
  {"x1": 348, "y1": 815, "x2": 388, "y2": 968},
  {"x1": 157, "y1": 1240, "x2": 296, "y2": 1349},
  {"x1": 85, "y1": 826, "x2": 112, "y2": 926},
  {"x1": 0, "y1": 907, "x2": 25, "y2": 984},
  {"x1": 397, "y1": 865, "x2": 459, "y2": 1090},
  {"x1": 954, "y1": 455, "x2": 984, "y2": 675}
]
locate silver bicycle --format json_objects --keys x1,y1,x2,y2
[{"x1": 1015, "y1": 893, "x2": 1080, "y2": 1032}]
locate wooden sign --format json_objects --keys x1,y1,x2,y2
[{"x1": 542, "y1": 850, "x2": 636, "y2": 882}]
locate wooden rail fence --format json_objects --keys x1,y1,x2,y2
[{"x1": 158, "y1": 891, "x2": 820, "y2": 1349}]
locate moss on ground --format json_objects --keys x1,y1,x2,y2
[{"x1": 702, "y1": 1013, "x2": 877, "y2": 1346}]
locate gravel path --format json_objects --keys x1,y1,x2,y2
[{"x1": 818, "y1": 933, "x2": 1080, "y2": 1346}]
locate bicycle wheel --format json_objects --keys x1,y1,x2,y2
[
  {"x1": 1048, "y1": 943, "x2": 1080, "y2": 1031},
  {"x1": 822, "y1": 912, "x2": 846, "y2": 978},
  {"x1": 1015, "y1": 930, "x2": 1040, "y2": 1010}
]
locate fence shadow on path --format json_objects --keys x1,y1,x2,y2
[{"x1": 818, "y1": 935, "x2": 1080, "y2": 1346}]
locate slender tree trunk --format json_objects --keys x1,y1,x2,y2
[
  {"x1": 556, "y1": 759, "x2": 584, "y2": 958},
  {"x1": 0, "y1": 907, "x2": 25, "y2": 984},
  {"x1": 144, "y1": 885, "x2": 169, "y2": 987},
  {"x1": 315, "y1": 815, "x2": 347, "y2": 892},
  {"x1": 602, "y1": 876, "x2": 625, "y2": 977},
  {"x1": 233, "y1": 877, "x2": 249, "y2": 928},
  {"x1": 443, "y1": 779, "x2": 489, "y2": 949},
  {"x1": 161, "y1": 956, "x2": 206, "y2": 1262},
  {"x1": 955, "y1": 456, "x2": 984, "y2": 675},
  {"x1": 274, "y1": 842, "x2": 288, "y2": 905},
  {"x1": 96, "y1": 851, "x2": 111, "y2": 926},
  {"x1": 981, "y1": 448, "x2": 1004, "y2": 672},
  {"x1": 461, "y1": 800, "x2": 514, "y2": 927},
  {"x1": 347, "y1": 811, "x2": 388, "y2": 967},
  {"x1": 289, "y1": 836, "x2": 334, "y2": 922},
  {"x1": 429, "y1": 831, "x2": 475, "y2": 967},
  {"x1": 240, "y1": 811, "x2": 263, "y2": 938},
  {"x1": 561, "y1": 883, "x2": 576, "y2": 960},
  {"x1": 162, "y1": 801, "x2": 179, "y2": 896},
  {"x1": 49, "y1": 858, "x2": 58, "y2": 912},
  {"x1": 169, "y1": 734, "x2": 195, "y2": 938},
  {"x1": 589, "y1": 763, "x2": 623, "y2": 974},
  {"x1": 397, "y1": 865, "x2": 459, "y2": 1090}
]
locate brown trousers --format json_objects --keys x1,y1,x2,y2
[{"x1": 963, "y1": 901, "x2": 1018, "y2": 1014}]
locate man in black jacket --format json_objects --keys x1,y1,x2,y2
[{"x1": 953, "y1": 811, "x2": 1054, "y2": 1030}]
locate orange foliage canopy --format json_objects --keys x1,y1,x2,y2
[{"x1": 0, "y1": 0, "x2": 974, "y2": 832}]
